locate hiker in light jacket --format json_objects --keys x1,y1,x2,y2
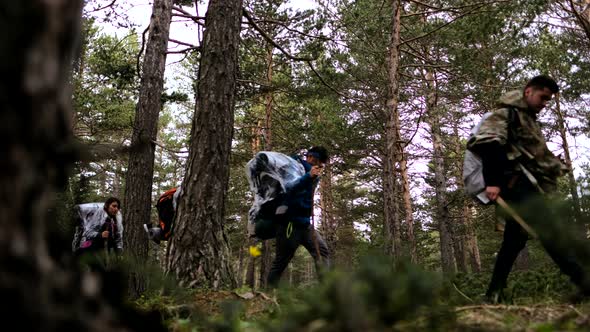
[{"x1": 72, "y1": 197, "x2": 123, "y2": 255}]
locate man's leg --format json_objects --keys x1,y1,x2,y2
[
  {"x1": 486, "y1": 219, "x2": 529, "y2": 299},
  {"x1": 301, "y1": 225, "x2": 331, "y2": 279},
  {"x1": 267, "y1": 222, "x2": 299, "y2": 287}
]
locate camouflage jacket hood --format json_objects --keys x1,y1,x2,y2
[
  {"x1": 497, "y1": 90, "x2": 529, "y2": 111},
  {"x1": 467, "y1": 90, "x2": 567, "y2": 191}
]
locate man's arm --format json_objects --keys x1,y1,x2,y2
[
  {"x1": 285, "y1": 172, "x2": 313, "y2": 193},
  {"x1": 467, "y1": 109, "x2": 510, "y2": 201},
  {"x1": 284, "y1": 166, "x2": 322, "y2": 193},
  {"x1": 479, "y1": 142, "x2": 509, "y2": 201}
]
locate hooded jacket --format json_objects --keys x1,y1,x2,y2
[
  {"x1": 467, "y1": 90, "x2": 567, "y2": 192},
  {"x1": 283, "y1": 156, "x2": 320, "y2": 225}
]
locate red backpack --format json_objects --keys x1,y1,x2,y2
[{"x1": 155, "y1": 187, "x2": 177, "y2": 240}]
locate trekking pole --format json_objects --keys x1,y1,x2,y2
[{"x1": 496, "y1": 196, "x2": 538, "y2": 239}]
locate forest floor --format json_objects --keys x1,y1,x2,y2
[
  {"x1": 149, "y1": 289, "x2": 590, "y2": 331},
  {"x1": 454, "y1": 303, "x2": 590, "y2": 331}
]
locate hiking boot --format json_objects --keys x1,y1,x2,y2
[{"x1": 144, "y1": 224, "x2": 163, "y2": 244}]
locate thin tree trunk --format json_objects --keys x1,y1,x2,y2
[
  {"x1": 260, "y1": 240, "x2": 272, "y2": 288},
  {"x1": 235, "y1": 208, "x2": 251, "y2": 288},
  {"x1": 424, "y1": 69, "x2": 456, "y2": 274},
  {"x1": 452, "y1": 124, "x2": 481, "y2": 272},
  {"x1": 336, "y1": 209, "x2": 356, "y2": 268},
  {"x1": 554, "y1": 92, "x2": 582, "y2": 222},
  {"x1": 568, "y1": 0, "x2": 590, "y2": 42},
  {"x1": 383, "y1": 0, "x2": 403, "y2": 259},
  {"x1": 166, "y1": 0, "x2": 241, "y2": 289},
  {"x1": 259, "y1": 44, "x2": 274, "y2": 289},
  {"x1": 399, "y1": 157, "x2": 417, "y2": 262},
  {"x1": 113, "y1": 161, "x2": 122, "y2": 198},
  {"x1": 123, "y1": 0, "x2": 173, "y2": 298},
  {"x1": 245, "y1": 123, "x2": 262, "y2": 289},
  {"x1": 320, "y1": 162, "x2": 337, "y2": 254}
]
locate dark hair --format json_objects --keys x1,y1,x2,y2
[
  {"x1": 525, "y1": 75, "x2": 559, "y2": 93},
  {"x1": 104, "y1": 197, "x2": 121, "y2": 210},
  {"x1": 308, "y1": 146, "x2": 329, "y2": 163}
]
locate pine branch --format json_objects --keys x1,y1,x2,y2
[
  {"x1": 242, "y1": 8, "x2": 315, "y2": 62},
  {"x1": 172, "y1": 6, "x2": 205, "y2": 26},
  {"x1": 87, "y1": 0, "x2": 117, "y2": 13},
  {"x1": 400, "y1": 0, "x2": 512, "y2": 46}
]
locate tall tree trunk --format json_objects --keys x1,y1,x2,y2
[
  {"x1": 166, "y1": 0, "x2": 241, "y2": 289},
  {"x1": 452, "y1": 124, "x2": 481, "y2": 272},
  {"x1": 383, "y1": 0, "x2": 403, "y2": 259},
  {"x1": 320, "y1": 162, "x2": 337, "y2": 253},
  {"x1": 554, "y1": 92, "x2": 582, "y2": 222},
  {"x1": 113, "y1": 161, "x2": 122, "y2": 198},
  {"x1": 424, "y1": 69, "x2": 456, "y2": 274},
  {"x1": 568, "y1": 0, "x2": 590, "y2": 42},
  {"x1": 259, "y1": 44, "x2": 274, "y2": 289},
  {"x1": 336, "y1": 201, "x2": 356, "y2": 268},
  {"x1": 236, "y1": 211, "x2": 248, "y2": 287},
  {"x1": 0, "y1": 2, "x2": 163, "y2": 330},
  {"x1": 123, "y1": 0, "x2": 173, "y2": 298},
  {"x1": 399, "y1": 156, "x2": 417, "y2": 262},
  {"x1": 245, "y1": 123, "x2": 262, "y2": 289}
]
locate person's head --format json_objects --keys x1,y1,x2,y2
[
  {"x1": 104, "y1": 197, "x2": 121, "y2": 218},
  {"x1": 306, "y1": 146, "x2": 329, "y2": 167},
  {"x1": 523, "y1": 75, "x2": 559, "y2": 113}
]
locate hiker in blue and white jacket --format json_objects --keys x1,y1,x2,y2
[
  {"x1": 72, "y1": 197, "x2": 123, "y2": 255},
  {"x1": 267, "y1": 146, "x2": 331, "y2": 287}
]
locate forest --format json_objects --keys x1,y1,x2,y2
[{"x1": 2, "y1": 0, "x2": 590, "y2": 331}]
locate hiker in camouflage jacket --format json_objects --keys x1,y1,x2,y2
[{"x1": 467, "y1": 75, "x2": 589, "y2": 303}]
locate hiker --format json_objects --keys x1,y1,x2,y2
[
  {"x1": 266, "y1": 146, "x2": 331, "y2": 287},
  {"x1": 246, "y1": 151, "x2": 306, "y2": 240},
  {"x1": 145, "y1": 186, "x2": 181, "y2": 244},
  {"x1": 72, "y1": 197, "x2": 123, "y2": 255},
  {"x1": 467, "y1": 75, "x2": 590, "y2": 303}
]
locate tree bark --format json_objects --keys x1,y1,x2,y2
[
  {"x1": 554, "y1": 92, "x2": 582, "y2": 222},
  {"x1": 123, "y1": 0, "x2": 173, "y2": 298},
  {"x1": 399, "y1": 156, "x2": 417, "y2": 262},
  {"x1": 259, "y1": 43, "x2": 274, "y2": 289},
  {"x1": 423, "y1": 69, "x2": 456, "y2": 274},
  {"x1": 244, "y1": 122, "x2": 262, "y2": 289},
  {"x1": 383, "y1": 0, "x2": 403, "y2": 259},
  {"x1": 320, "y1": 162, "x2": 338, "y2": 254},
  {"x1": 166, "y1": 0, "x2": 241, "y2": 289},
  {"x1": 0, "y1": 2, "x2": 164, "y2": 330},
  {"x1": 452, "y1": 124, "x2": 481, "y2": 272}
]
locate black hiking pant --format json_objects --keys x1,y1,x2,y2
[
  {"x1": 267, "y1": 221, "x2": 331, "y2": 287},
  {"x1": 486, "y1": 177, "x2": 589, "y2": 297}
]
